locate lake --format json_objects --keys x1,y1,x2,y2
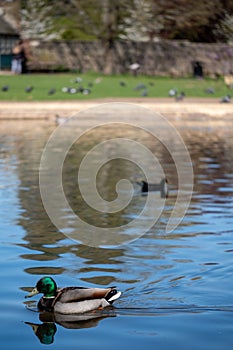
[{"x1": 0, "y1": 106, "x2": 233, "y2": 350}]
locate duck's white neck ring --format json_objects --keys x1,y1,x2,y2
[{"x1": 43, "y1": 296, "x2": 55, "y2": 299}]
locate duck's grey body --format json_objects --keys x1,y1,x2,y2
[
  {"x1": 54, "y1": 297, "x2": 109, "y2": 314},
  {"x1": 53, "y1": 286, "x2": 120, "y2": 314}
]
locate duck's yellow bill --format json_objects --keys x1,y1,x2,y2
[{"x1": 25, "y1": 287, "x2": 39, "y2": 298}]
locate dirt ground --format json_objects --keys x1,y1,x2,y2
[{"x1": 0, "y1": 99, "x2": 232, "y2": 128}]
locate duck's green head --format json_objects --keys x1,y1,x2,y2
[{"x1": 26, "y1": 277, "x2": 57, "y2": 298}]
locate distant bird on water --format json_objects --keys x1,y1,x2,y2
[
  {"x1": 137, "y1": 178, "x2": 168, "y2": 198},
  {"x1": 55, "y1": 114, "x2": 67, "y2": 125}
]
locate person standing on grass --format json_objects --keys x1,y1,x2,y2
[{"x1": 11, "y1": 39, "x2": 25, "y2": 74}]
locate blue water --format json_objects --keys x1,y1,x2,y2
[{"x1": 0, "y1": 119, "x2": 233, "y2": 350}]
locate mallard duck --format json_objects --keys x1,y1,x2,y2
[{"x1": 25, "y1": 276, "x2": 121, "y2": 315}]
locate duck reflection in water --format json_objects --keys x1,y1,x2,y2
[
  {"x1": 25, "y1": 309, "x2": 115, "y2": 344},
  {"x1": 25, "y1": 321, "x2": 57, "y2": 345}
]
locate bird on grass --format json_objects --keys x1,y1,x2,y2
[
  {"x1": 25, "y1": 86, "x2": 34, "y2": 93},
  {"x1": 61, "y1": 87, "x2": 70, "y2": 93},
  {"x1": 168, "y1": 88, "x2": 177, "y2": 97},
  {"x1": 175, "y1": 91, "x2": 185, "y2": 101},
  {"x1": 74, "y1": 77, "x2": 83, "y2": 83},
  {"x1": 141, "y1": 89, "x2": 148, "y2": 97},
  {"x1": 62, "y1": 87, "x2": 80, "y2": 94},
  {"x1": 48, "y1": 88, "x2": 56, "y2": 95},
  {"x1": 119, "y1": 81, "x2": 126, "y2": 87},
  {"x1": 1, "y1": 85, "x2": 9, "y2": 92},
  {"x1": 25, "y1": 276, "x2": 121, "y2": 314},
  {"x1": 83, "y1": 88, "x2": 91, "y2": 95},
  {"x1": 134, "y1": 83, "x2": 147, "y2": 91},
  {"x1": 69, "y1": 88, "x2": 77, "y2": 94},
  {"x1": 220, "y1": 95, "x2": 231, "y2": 103},
  {"x1": 204, "y1": 87, "x2": 215, "y2": 94}
]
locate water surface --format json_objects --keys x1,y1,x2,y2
[{"x1": 0, "y1": 117, "x2": 233, "y2": 350}]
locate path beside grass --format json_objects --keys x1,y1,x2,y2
[{"x1": 0, "y1": 98, "x2": 232, "y2": 127}]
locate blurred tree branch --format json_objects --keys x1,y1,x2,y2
[{"x1": 21, "y1": 0, "x2": 233, "y2": 43}]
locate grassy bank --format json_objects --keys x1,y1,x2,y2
[{"x1": 0, "y1": 72, "x2": 230, "y2": 101}]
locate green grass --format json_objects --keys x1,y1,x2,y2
[{"x1": 0, "y1": 72, "x2": 230, "y2": 101}]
